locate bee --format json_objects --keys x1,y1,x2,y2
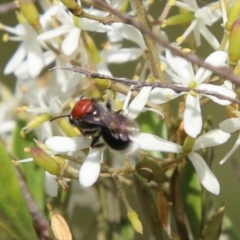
[{"x1": 51, "y1": 98, "x2": 139, "y2": 150}]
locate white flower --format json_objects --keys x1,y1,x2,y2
[
  {"x1": 219, "y1": 118, "x2": 240, "y2": 164},
  {"x1": 45, "y1": 92, "x2": 164, "y2": 188},
  {"x1": 149, "y1": 50, "x2": 236, "y2": 138},
  {"x1": 175, "y1": 0, "x2": 221, "y2": 49},
  {"x1": 37, "y1": 4, "x2": 111, "y2": 56},
  {"x1": 134, "y1": 129, "x2": 230, "y2": 195},
  {"x1": 1, "y1": 22, "x2": 44, "y2": 78}
]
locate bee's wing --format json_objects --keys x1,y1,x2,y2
[
  {"x1": 81, "y1": 101, "x2": 139, "y2": 141},
  {"x1": 101, "y1": 112, "x2": 139, "y2": 141}
]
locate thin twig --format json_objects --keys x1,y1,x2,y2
[
  {"x1": 92, "y1": 0, "x2": 240, "y2": 86},
  {"x1": 50, "y1": 66, "x2": 240, "y2": 105}
]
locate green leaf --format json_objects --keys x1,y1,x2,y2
[
  {"x1": 134, "y1": 174, "x2": 170, "y2": 240},
  {"x1": 200, "y1": 204, "x2": 226, "y2": 240},
  {"x1": 12, "y1": 120, "x2": 45, "y2": 212},
  {"x1": 0, "y1": 141, "x2": 38, "y2": 240},
  {"x1": 180, "y1": 159, "x2": 202, "y2": 239}
]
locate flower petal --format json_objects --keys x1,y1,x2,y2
[
  {"x1": 4, "y1": 42, "x2": 27, "y2": 75},
  {"x1": 195, "y1": 51, "x2": 227, "y2": 83},
  {"x1": 130, "y1": 133, "x2": 181, "y2": 153},
  {"x1": 45, "y1": 172, "x2": 58, "y2": 197},
  {"x1": 193, "y1": 129, "x2": 230, "y2": 151},
  {"x1": 37, "y1": 25, "x2": 71, "y2": 40},
  {"x1": 184, "y1": 94, "x2": 202, "y2": 138},
  {"x1": 79, "y1": 148, "x2": 102, "y2": 187},
  {"x1": 197, "y1": 83, "x2": 236, "y2": 105},
  {"x1": 61, "y1": 27, "x2": 81, "y2": 56},
  {"x1": 127, "y1": 86, "x2": 152, "y2": 119},
  {"x1": 219, "y1": 133, "x2": 240, "y2": 165},
  {"x1": 188, "y1": 152, "x2": 220, "y2": 195},
  {"x1": 219, "y1": 118, "x2": 240, "y2": 133},
  {"x1": 198, "y1": 23, "x2": 220, "y2": 49},
  {"x1": 107, "y1": 48, "x2": 142, "y2": 63},
  {"x1": 149, "y1": 87, "x2": 182, "y2": 104},
  {"x1": 27, "y1": 40, "x2": 44, "y2": 77},
  {"x1": 166, "y1": 49, "x2": 194, "y2": 84},
  {"x1": 45, "y1": 136, "x2": 91, "y2": 153}
]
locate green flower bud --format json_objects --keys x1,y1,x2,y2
[
  {"x1": 228, "y1": 19, "x2": 240, "y2": 64},
  {"x1": 30, "y1": 147, "x2": 60, "y2": 175},
  {"x1": 225, "y1": 0, "x2": 240, "y2": 32},
  {"x1": 162, "y1": 12, "x2": 194, "y2": 27},
  {"x1": 21, "y1": 114, "x2": 50, "y2": 137},
  {"x1": 182, "y1": 136, "x2": 195, "y2": 154},
  {"x1": 127, "y1": 211, "x2": 143, "y2": 234}
]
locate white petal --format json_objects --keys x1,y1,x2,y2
[
  {"x1": 48, "y1": 97, "x2": 62, "y2": 116},
  {"x1": 27, "y1": 41, "x2": 44, "y2": 77},
  {"x1": 166, "y1": 49, "x2": 194, "y2": 84},
  {"x1": 130, "y1": 133, "x2": 181, "y2": 153},
  {"x1": 149, "y1": 87, "x2": 182, "y2": 104},
  {"x1": 120, "y1": 24, "x2": 146, "y2": 49},
  {"x1": 4, "y1": 42, "x2": 26, "y2": 75},
  {"x1": 106, "y1": 48, "x2": 142, "y2": 63},
  {"x1": 195, "y1": 51, "x2": 227, "y2": 83},
  {"x1": 184, "y1": 94, "x2": 202, "y2": 138},
  {"x1": 79, "y1": 148, "x2": 102, "y2": 187},
  {"x1": 219, "y1": 133, "x2": 240, "y2": 164},
  {"x1": 45, "y1": 136, "x2": 91, "y2": 153},
  {"x1": 188, "y1": 152, "x2": 220, "y2": 195},
  {"x1": 127, "y1": 86, "x2": 152, "y2": 119},
  {"x1": 123, "y1": 85, "x2": 133, "y2": 112},
  {"x1": 61, "y1": 27, "x2": 81, "y2": 56},
  {"x1": 193, "y1": 129, "x2": 231, "y2": 151},
  {"x1": 45, "y1": 172, "x2": 58, "y2": 197},
  {"x1": 80, "y1": 18, "x2": 112, "y2": 32},
  {"x1": 198, "y1": 23, "x2": 220, "y2": 49},
  {"x1": 195, "y1": 7, "x2": 215, "y2": 26},
  {"x1": 219, "y1": 118, "x2": 240, "y2": 133},
  {"x1": 197, "y1": 83, "x2": 236, "y2": 105},
  {"x1": 37, "y1": 25, "x2": 71, "y2": 40}
]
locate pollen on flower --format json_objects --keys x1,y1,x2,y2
[
  {"x1": 168, "y1": 0, "x2": 176, "y2": 6},
  {"x1": 166, "y1": 92, "x2": 173, "y2": 101},
  {"x1": 160, "y1": 63, "x2": 166, "y2": 72},
  {"x1": 176, "y1": 36, "x2": 185, "y2": 44},
  {"x1": 188, "y1": 81, "x2": 197, "y2": 89},
  {"x1": 14, "y1": 106, "x2": 28, "y2": 113},
  {"x1": 189, "y1": 90, "x2": 197, "y2": 97},
  {"x1": 24, "y1": 147, "x2": 31, "y2": 153},
  {"x1": 2, "y1": 33, "x2": 9, "y2": 42}
]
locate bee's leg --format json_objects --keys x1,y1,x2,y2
[{"x1": 91, "y1": 132, "x2": 104, "y2": 148}]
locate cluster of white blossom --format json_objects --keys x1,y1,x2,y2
[{"x1": 0, "y1": 0, "x2": 239, "y2": 199}]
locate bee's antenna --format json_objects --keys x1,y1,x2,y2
[{"x1": 50, "y1": 115, "x2": 70, "y2": 122}]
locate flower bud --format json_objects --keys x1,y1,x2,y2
[
  {"x1": 30, "y1": 147, "x2": 60, "y2": 175},
  {"x1": 225, "y1": 1, "x2": 240, "y2": 32},
  {"x1": 56, "y1": 118, "x2": 79, "y2": 137},
  {"x1": 127, "y1": 211, "x2": 143, "y2": 234},
  {"x1": 228, "y1": 19, "x2": 240, "y2": 64},
  {"x1": 162, "y1": 12, "x2": 194, "y2": 27},
  {"x1": 21, "y1": 114, "x2": 50, "y2": 137},
  {"x1": 19, "y1": 0, "x2": 40, "y2": 30},
  {"x1": 60, "y1": 0, "x2": 82, "y2": 15},
  {"x1": 182, "y1": 136, "x2": 195, "y2": 154}
]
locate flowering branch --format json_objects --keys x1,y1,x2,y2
[
  {"x1": 50, "y1": 66, "x2": 240, "y2": 105},
  {"x1": 93, "y1": 0, "x2": 240, "y2": 86},
  {"x1": 60, "y1": 0, "x2": 121, "y2": 24}
]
